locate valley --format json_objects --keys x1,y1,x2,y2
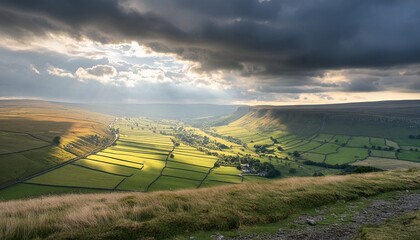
[
  {"x1": 1, "y1": 100, "x2": 420, "y2": 201},
  {"x1": 0, "y1": 100, "x2": 420, "y2": 239}
]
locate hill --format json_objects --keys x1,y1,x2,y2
[
  {"x1": 231, "y1": 100, "x2": 420, "y2": 137},
  {"x1": 0, "y1": 100, "x2": 115, "y2": 185},
  {"x1": 0, "y1": 169, "x2": 419, "y2": 239},
  {"x1": 212, "y1": 100, "x2": 420, "y2": 173},
  {"x1": 66, "y1": 103, "x2": 241, "y2": 121}
]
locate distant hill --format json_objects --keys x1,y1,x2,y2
[
  {"x1": 65, "y1": 103, "x2": 241, "y2": 121},
  {"x1": 228, "y1": 100, "x2": 420, "y2": 138}
]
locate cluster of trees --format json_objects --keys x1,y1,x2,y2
[
  {"x1": 216, "y1": 154, "x2": 281, "y2": 178},
  {"x1": 204, "y1": 130, "x2": 243, "y2": 145},
  {"x1": 52, "y1": 136, "x2": 61, "y2": 145},
  {"x1": 408, "y1": 134, "x2": 420, "y2": 139},
  {"x1": 302, "y1": 160, "x2": 382, "y2": 174},
  {"x1": 365, "y1": 145, "x2": 400, "y2": 152},
  {"x1": 254, "y1": 144, "x2": 274, "y2": 154},
  {"x1": 270, "y1": 136, "x2": 279, "y2": 144},
  {"x1": 83, "y1": 134, "x2": 108, "y2": 146},
  {"x1": 174, "y1": 128, "x2": 231, "y2": 151},
  {"x1": 110, "y1": 127, "x2": 120, "y2": 134}
]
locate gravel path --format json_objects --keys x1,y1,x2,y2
[{"x1": 230, "y1": 191, "x2": 420, "y2": 240}]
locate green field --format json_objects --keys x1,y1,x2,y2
[
  {"x1": 0, "y1": 183, "x2": 106, "y2": 200},
  {"x1": 325, "y1": 147, "x2": 369, "y2": 165},
  {"x1": 162, "y1": 168, "x2": 207, "y2": 181},
  {"x1": 309, "y1": 143, "x2": 339, "y2": 154},
  {"x1": 352, "y1": 157, "x2": 420, "y2": 170},
  {"x1": 370, "y1": 150, "x2": 396, "y2": 159},
  {"x1": 27, "y1": 164, "x2": 125, "y2": 189},
  {"x1": 301, "y1": 152, "x2": 326, "y2": 162},
  {"x1": 370, "y1": 137, "x2": 386, "y2": 147},
  {"x1": 148, "y1": 176, "x2": 200, "y2": 191},
  {"x1": 347, "y1": 137, "x2": 371, "y2": 148},
  {"x1": 206, "y1": 172, "x2": 243, "y2": 184},
  {"x1": 398, "y1": 150, "x2": 420, "y2": 162}
]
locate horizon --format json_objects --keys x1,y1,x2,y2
[
  {"x1": 1, "y1": 0, "x2": 420, "y2": 105},
  {"x1": 1, "y1": 97, "x2": 420, "y2": 107}
]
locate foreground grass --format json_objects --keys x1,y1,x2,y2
[
  {"x1": 356, "y1": 211, "x2": 420, "y2": 240},
  {"x1": 1, "y1": 169, "x2": 420, "y2": 239}
]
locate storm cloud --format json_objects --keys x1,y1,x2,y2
[{"x1": 0, "y1": 0, "x2": 419, "y2": 104}]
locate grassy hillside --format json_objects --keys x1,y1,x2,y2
[
  {"x1": 356, "y1": 211, "x2": 420, "y2": 240},
  {"x1": 0, "y1": 169, "x2": 419, "y2": 239},
  {"x1": 0, "y1": 100, "x2": 114, "y2": 185},
  {"x1": 227, "y1": 100, "x2": 420, "y2": 137},
  {"x1": 212, "y1": 100, "x2": 420, "y2": 172}
]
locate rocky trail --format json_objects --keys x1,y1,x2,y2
[{"x1": 228, "y1": 190, "x2": 420, "y2": 240}]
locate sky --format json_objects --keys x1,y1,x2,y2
[{"x1": 0, "y1": 0, "x2": 419, "y2": 105}]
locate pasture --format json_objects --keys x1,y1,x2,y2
[
  {"x1": 352, "y1": 157, "x2": 420, "y2": 170},
  {"x1": 0, "y1": 100, "x2": 114, "y2": 185},
  {"x1": 214, "y1": 119, "x2": 419, "y2": 175}
]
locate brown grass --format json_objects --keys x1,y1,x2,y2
[{"x1": 1, "y1": 169, "x2": 420, "y2": 239}]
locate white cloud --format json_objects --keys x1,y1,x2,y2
[
  {"x1": 75, "y1": 64, "x2": 117, "y2": 84},
  {"x1": 47, "y1": 66, "x2": 74, "y2": 78},
  {"x1": 29, "y1": 64, "x2": 40, "y2": 74}
]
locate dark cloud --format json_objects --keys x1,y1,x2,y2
[
  {"x1": 0, "y1": 0, "x2": 419, "y2": 103},
  {"x1": 341, "y1": 78, "x2": 382, "y2": 92},
  {"x1": 1, "y1": 0, "x2": 420, "y2": 75}
]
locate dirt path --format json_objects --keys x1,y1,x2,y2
[{"x1": 231, "y1": 190, "x2": 420, "y2": 240}]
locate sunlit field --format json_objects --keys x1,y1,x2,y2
[{"x1": 0, "y1": 101, "x2": 114, "y2": 185}]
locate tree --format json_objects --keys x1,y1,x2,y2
[
  {"x1": 170, "y1": 153, "x2": 175, "y2": 158},
  {"x1": 313, "y1": 172, "x2": 324, "y2": 177},
  {"x1": 289, "y1": 168, "x2": 297, "y2": 174},
  {"x1": 292, "y1": 151, "x2": 300, "y2": 157},
  {"x1": 52, "y1": 136, "x2": 61, "y2": 145},
  {"x1": 266, "y1": 169, "x2": 281, "y2": 178}
]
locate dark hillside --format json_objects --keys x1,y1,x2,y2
[{"x1": 236, "y1": 100, "x2": 420, "y2": 137}]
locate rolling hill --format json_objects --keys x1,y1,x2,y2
[
  {"x1": 0, "y1": 100, "x2": 115, "y2": 186},
  {"x1": 212, "y1": 100, "x2": 420, "y2": 173},
  {"x1": 226, "y1": 100, "x2": 420, "y2": 137}
]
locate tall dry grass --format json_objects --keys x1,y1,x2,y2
[{"x1": 1, "y1": 169, "x2": 420, "y2": 239}]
